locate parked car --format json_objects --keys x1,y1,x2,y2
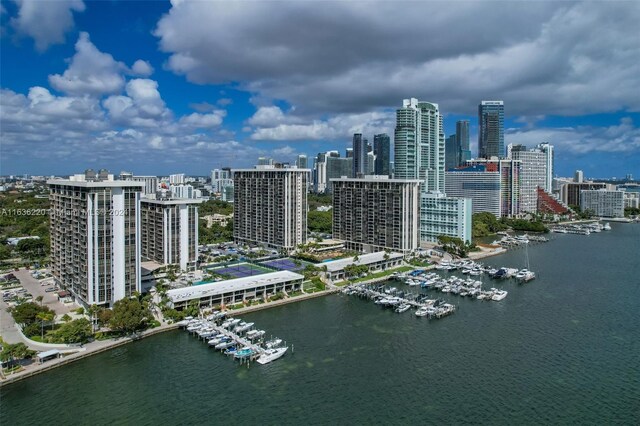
[{"x1": 45, "y1": 287, "x2": 56, "y2": 293}]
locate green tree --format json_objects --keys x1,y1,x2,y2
[
  {"x1": 8, "y1": 302, "x2": 53, "y2": 326},
  {"x1": 60, "y1": 314, "x2": 72, "y2": 323},
  {"x1": 1, "y1": 342, "x2": 35, "y2": 369},
  {"x1": 109, "y1": 298, "x2": 151, "y2": 335},
  {"x1": 307, "y1": 210, "x2": 332, "y2": 233},
  {"x1": 51, "y1": 318, "x2": 92, "y2": 344}
]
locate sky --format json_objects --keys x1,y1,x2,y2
[{"x1": 1, "y1": 0, "x2": 639, "y2": 179}]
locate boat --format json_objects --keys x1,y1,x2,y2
[
  {"x1": 224, "y1": 346, "x2": 238, "y2": 355},
  {"x1": 235, "y1": 322, "x2": 255, "y2": 333},
  {"x1": 415, "y1": 307, "x2": 430, "y2": 317},
  {"x1": 215, "y1": 340, "x2": 235, "y2": 350},
  {"x1": 265, "y1": 338, "x2": 283, "y2": 349},
  {"x1": 395, "y1": 303, "x2": 411, "y2": 313},
  {"x1": 247, "y1": 330, "x2": 266, "y2": 340},
  {"x1": 233, "y1": 347, "x2": 255, "y2": 359},
  {"x1": 492, "y1": 290, "x2": 508, "y2": 301},
  {"x1": 603, "y1": 222, "x2": 611, "y2": 231},
  {"x1": 256, "y1": 347, "x2": 288, "y2": 365}
]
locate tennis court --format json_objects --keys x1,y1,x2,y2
[
  {"x1": 260, "y1": 258, "x2": 313, "y2": 272},
  {"x1": 210, "y1": 262, "x2": 273, "y2": 278}
]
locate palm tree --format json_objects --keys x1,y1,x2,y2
[{"x1": 35, "y1": 295, "x2": 43, "y2": 306}]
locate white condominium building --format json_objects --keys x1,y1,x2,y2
[
  {"x1": 420, "y1": 191, "x2": 472, "y2": 243},
  {"x1": 48, "y1": 172, "x2": 144, "y2": 307},
  {"x1": 233, "y1": 166, "x2": 309, "y2": 253},
  {"x1": 508, "y1": 143, "x2": 553, "y2": 213},
  {"x1": 140, "y1": 197, "x2": 202, "y2": 271},
  {"x1": 445, "y1": 167, "x2": 501, "y2": 218},
  {"x1": 580, "y1": 190, "x2": 624, "y2": 218},
  {"x1": 331, "y1": 176, "x2": 420, "y2": 253}
]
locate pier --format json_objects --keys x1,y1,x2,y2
[
  {"x1": 179, "y1": 313, "x2": 290, "y2": 366},
  {"x1": 342, "y1": 284, "x2": 457, "y2": 319}
]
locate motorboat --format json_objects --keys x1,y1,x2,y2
[
  {"x1": 415, "y1": 307, "x2": 430, "y2": 317},
  {"x1": 247, "y1": 330, "x2": 266, "y2": 340},
  {"x1": 603, "y1": 222, "x2": 611, "y2": 230},
  {"x1": 215, "y1": 340, "x2": 235, "y2": 350},
  {"x1": 265, "y1": 338, "x2": 283, "y2": 349},
  {"x1": 256, "y1": 347, "x2": 288, "y2": 365},
  {"x1": 234, "y1": 347, "x2": 255, "y2": 359},
  {"x1": 235, "y1": 322, "x2": 255, "y2": 333},
  {"x1": 395, "y1": 303, "x2": 411, "y2": 313},
  {"x1": 492, "y1": 290, "x2": 508, "y2": 301}
]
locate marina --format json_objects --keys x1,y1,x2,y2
[
  {"x1": 551, "y1": 221, "x2": 611, "y2": 235},
  {"x1": 177, "y1": 312, "x2": 290, "y2": 366},
  {"x1": 342, "y1": 284, "x2": 457, "y2": 319},
  {"x1": 1, "y1": 222, "x2": 639, "y2": 425}
]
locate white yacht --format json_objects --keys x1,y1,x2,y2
[
  {"x1": 492, "y1": 290, "x2": 508, "y2": 301},
  {"x1": 265, "y1": 338, "x2": 282, "y2": 349},
  {"x1": 395, "y1": 303, "x2": 411, "y2": 313},
  {"x1": 235, "y1": 322, "x2": 255, "y2": 333},
  {"x1": 256, "y1": 347, "x2": 288, "y2": 365},
  {"x1": 603, "y1": 222, "x2": 611, "y2": 231},
  {"x1": 415, "y1": 307, "x2": 430, "y2": 317}
]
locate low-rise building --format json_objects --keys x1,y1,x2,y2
[
  {"x1": 319, "y1": 251, "x2": 404, "y2": 282},
  {"x1": 202, "y1": 213, "x2": 233, "y2": 228},
  {"x1": 420, "y1": 191, "x2": 472, "y2": 243},
  {"x1": 166, "y1": 271, "x2": 304, "y2": 310}
]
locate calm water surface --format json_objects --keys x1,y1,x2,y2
[{"x1": 2, "y1": 223, "x2": 639, "y2": 425}]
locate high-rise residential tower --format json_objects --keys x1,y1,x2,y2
[
  {"x1": 373, "y1": 133, "x2": 391, "y2": 176},
  {"x1": 233, "y1": 165, "x2": 309, "y2": 252},
  {"x1": 394, "y1": 98, "x2": 445, "y2": 192},
  {"x1": 48, "y1": 172, "x2": 143, "y2": 307},
  {"x1": 478, "y1": 101, "x2": 504, "y2": 158},
  {"x1": 332, "y1": 176, "x2": 420, "y2": 253},
  {"x1": 394, "y1": 98, "x2": 470, "y2": 244},
  {"x1": 140, "y1": 197, "x2": 202, "y2": 271},
  {"x1": 296, "y1": 154, "x2": 308, "y2": 169},
  {"x1": 508, "y1": 143, "x2": 554, "y2": 213}
]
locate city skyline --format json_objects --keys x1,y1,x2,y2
[{"x1": 1, "y1": 1, "x2": 639, "y2": 178}]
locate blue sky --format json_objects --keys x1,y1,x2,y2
[{"x1": 1, "y1": 0, "x2": 639, "y2": 179}]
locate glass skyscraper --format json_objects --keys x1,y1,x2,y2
[
  {"x1": 373, "y1": 133, "x2": 391, "y2": 176},
  {"x1": 456, "y1": 120, "x2": 471, "y2": 165},
  {"x1": 352, "y1": 133, "x2": 368, "y2": 177},
  {"x1": 478, "y1": 101, "x2": 504, "y2": 158}
]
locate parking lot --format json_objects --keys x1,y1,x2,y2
[{"x1": 8, "y1": 269, "x2": 77, "y2": 315}]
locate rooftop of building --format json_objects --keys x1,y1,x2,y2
[
  {"x1": 316, "y1": 251, "x2": 404, "y2": 272},
  {"x1": 47, "y1": 178, "x2": 145, "y2": 188},
  {"x1": 233, "y1": 166, "x2": 312, "y2": 172},
  {"x1": 330, "y1": 176, "x2": 421, "y2": 183},
  {"x1": 166, "y1": 270, "x2": 304, "y2": 303},
  {"x1": 140, "y1": 196, "x2": 204, "y2": 205}
]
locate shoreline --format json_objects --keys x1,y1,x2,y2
[
  {"x1": 0, "y1": 289, "x2": 339, "y2": 387},
  {"x1": 0, "y1": 247, "x2": 514, "y2": 387}
]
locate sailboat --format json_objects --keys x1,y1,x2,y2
[{"x1": 516, "y1": 242, "x2": 536, "y2": 283}]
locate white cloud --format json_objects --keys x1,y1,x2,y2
[
  {"x1": 11, "y1": 0, "x2": 85, "y2": 51},
  {"x1": 155, "y1": 2, "x2": 640, "y2": 117},
  {"x1": 248, "y1": 106, "x2": 298, "y2": 127},
  {"x1": 179, "y1": 111, "x2": 226, "y2": 128},
  {"x1": 250, "y1": 110, "x2": 393, "y2": 141},
  {"x1": 506, "y1": 118, "x2": 640, "y2": 154},
  {"x1": 130, "y1": 60, "x2": 154, "y2": 77},
  {"x1": 103, "y1": 79, "x2": 172, "y2": 127},
  {"x1": 49, "y1": 32, "x2": 126, "y2": 96}
]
